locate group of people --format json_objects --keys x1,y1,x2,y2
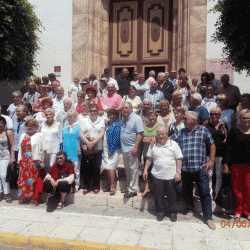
[{"x1": 0, "y1": 68, "x2": 249, "y2": 231}]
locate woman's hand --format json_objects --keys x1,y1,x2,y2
[
  {"x1": 142, "y1": 137, "x2": 151, "y2": 144},
  {"x1": 174, "y1": 172, "x2": 181, "y2": 182},
  {"x1": 108, "y1": 153, "x2": 112, "y2": 158},
  {"x1": 143, "y1": 170, "x2": 148, "y2": 181},
  {"x1": 88, "y1": 141, "x2": 96, "y2": 149},
  {"x1": 50, "y1": 178, "x2": 57, "y2": 188},
  {"x1": 10, "y1": 157, "x2": 16, "y2": 164},
  {"x1": 40, "y1": 162, "x2": 45, "y2": 169},
  {"x1": 223, "y1": 164, "x2": 230, "y2": 175},
  {"x1": 55, "y1": 179, "x2": 61, "y2": 187}
]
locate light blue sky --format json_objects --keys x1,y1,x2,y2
[{"x1": 29, "y1": 0, "x2": 250, "y2": 94}]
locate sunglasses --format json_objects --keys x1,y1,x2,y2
[{"x1": 210, "y1": 113, "x2": 220, "y2": 116}]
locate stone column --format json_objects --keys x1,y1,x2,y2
[{"x1": 72, "y1": 0, "x2": 110, "y2": 81}]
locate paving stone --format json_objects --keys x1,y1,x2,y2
[
  {"x1": 139, "y1": 232, "x2": 172, "y2": 249},
  {"x1": 239, "y1": 241, "x2": 250, "y2": 250},
  {"x1": 78, "y1": 227, "x2": 112, "y2": 243},
  {"x1": 0, "y1": 219, "x2": 32, "y2": 234},
  {"x1": 114, "y1": 218, "x2": 145, "y2": 232},
  {"x1": 108, "y1": 193, "x2": 133, "y2": 209},
  {"x1": 173, "y1": 235, "x2": 207, "y2": 250},
  {"x1": 49, "y1": 224, "x2": 84, "y2": 240},
  {"x1": 205, "y1": 238, "x2": 242, "y2": 250},
  {"x1": 172, "y1": 221, "x2": 204, "y2": 237},
  {"x1": 232, "y1": 226, "x2": 250, "y2": 241}
]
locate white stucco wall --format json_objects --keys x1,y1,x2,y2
[{"x1": 28, "y1": 0, "x2": 73, "y2": 93}]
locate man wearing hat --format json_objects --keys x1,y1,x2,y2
[
  {"x1": 98, "y1": 76, "x2": 108, "y2": 98},
  {"x1": 169, "y1": 70, "x2": 178, "y2": 86},
  {"x1": 103, "y1": 68, "x2": 119, "y2": 91},
  {"x1": 48, "y1": 73, "x2": 60, "y2": 86}
]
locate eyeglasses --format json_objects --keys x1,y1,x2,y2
[
  {"x1": 134, "y1": 74, "x2": 138, "y2": 76},
  {"x1": 90, "y1": 110, "x2": 98, "y2": 112},
  {"x1": 56, "y1": 157, "x2": 64, "y2": 160},
  {"x1": 241, "y1": 117, "x2": 250, "y2": 120},
  {"x1": 210, "y1": 113, "x2": 220, "y2": 116},
  {"x1": 107, "y1": 87, "x2": 114, "y2": 89},
  {"x1": 216, "y1": 99, "x2": 224, "y2": 102}
]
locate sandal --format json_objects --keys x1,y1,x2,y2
[
  {"x1": 234, "y1": 214, "x2": 241, "y2": 221},
  {"x1": 18, "y1": 198, "x2": 26, "y2": 204},
  {"x1": 5, "y1": 194, "x2": 13, "y2": 203},
  {"x1": 110, "y1": 186, "x2": 116, "y2": 196},
  {"x1": 247, "y1": 216, "x2": 250, "y2": 221},
  {"x1": 141, "y1": 190, "x2": 150, "y2": 197},
  {"x1": 57, "y1": 202, "x2": 64, "y2": 210}
]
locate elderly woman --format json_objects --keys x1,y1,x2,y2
[
  {"x1": 80, "y1": 104, "x2": 105, "y2": 194},
  {"x1": 205, "y1": 107, "x2": 228, "y2": 199},
  {"x1": 143, "y1": 126, "x2": 183, "y2": 221},
  {"x1": 17, "y1": 118, "x2": 45, "y2": 204},
  {"x1": 168, "y1": 107, "x2": 185, "y2": 136},
  {"x1": 236, "y1": 93, "x2": 250, "y2": 126},
  {"x1": 75, "y1": 90, "x2": 86, "y2": 114},
  {"x1": 0, "y1": 116, "x2": 15, "y2": 202},
  {"x1": 41, "y1": 108, "x2": 62, "y2": 171},
  {"x1": 171, "y1": 90, "x2": 188, "y2": 112},
  {"x1": 141, "y1": 110, "x2": 164, "y2": 197},
  {"x1": 84, "y1": 85, "x2": 104, "y2": 111},
  {"x1": 122, "y1": 85, "x2": 141, "y2": 114},
  {"x1": 43, "y1": 151, "x2": 75, "y2": 209},
  {"x1": 101, "y1": 109, "x2": 121, "y2": 195},
  {"x1": 130, "y1": 70, "x2": 139, "y2": 85},
  {"x1": 158, "y1": 99, "x2": 175, "y2": 131},
  {"x1": 7, "y1": 91, "x2": 23, "y2": 121},
  {"x1": 197, "y1": 72, "x2": 210, "y2": 99},
  {"x1": 62, "y1": 110, "x2": 81, "y2": 192},
  {"x1": 223, "y1": 109, "x2": 250, "y2": 221},
  {"x1": 34, "y1": 97, "x2": 53, "y2": 129},
  {"x1": 32, "y1": 86, "x2": 49, "y2": 113},
  {"x1": 216, "y1": 94, "x2": 235, "y2": 130}
]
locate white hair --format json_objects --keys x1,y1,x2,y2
[
  {"x1": 67, "y1": 110, "x2": 78, "y2": 120},
  {"x1": 107, "y1": 82, "x2": 115, "y2": 88},
  {"x1": 44, "y1": 108, "x2": 55, "y2": 115},
  {"x1": 63, "y1": 98, "x2": 72, "y2": 104},
  {"x1": 157, "y1": 126, "x2": 168, "y2": 134},
  {"x1": 185, "y1": 111, "x2": 198, "y2": 121},
  {"x1": 210, "y1": 107, "x2": 222, "y2": 114},
  {"x1": 191, "y1": 93, "x2": 202, "y2": 104},
  {"x1": 143, "y1": 99, "x2": 152, "y2": 104},
  {"x1": 122, "y1": 102, "x2": 133, "y2": 109},
  {"x1": 149, "y1": 70, "x2": 155, "y2": 76},
  {"x1": 12, "y1": 90, "x2": 22, "y2": 97},
  {"x1": 158, "y1": 72, "x2": 166, "y2": 78}
]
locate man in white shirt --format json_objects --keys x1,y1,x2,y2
[
  {"x1": 201, "y1": 84, "x2": 217, "y2": 113},
  {"x1": 56, "y1": 98, "x2": 74, "y2": 128},
  {"x1": 143, "y1": 126, "x2": 183, "y2": 222},
  {"x1": 145, "y1": 70, "x2": 156, "y2": 85},
  {"x1": 52, "y1": 86, "x2": 66, "y2": 116},
  {"x1": 68, "y1": 77, "x2": 82, "y2": 104},
  {"x1": 103, "y1": 68, "x2": 119, "y2": 91}
]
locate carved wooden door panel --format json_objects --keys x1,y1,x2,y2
[{"x1": 110, "y1": 0, "x2": 171, "y2": 76}]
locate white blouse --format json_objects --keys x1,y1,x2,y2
[
  {"x1": 34, "y1": 112, "x2": 47, "y2": 130},
  {"x1": 41, "y1": 121, "x2": 62, "y2": 154},
  {"x1": 79, "y1": 116, "x2": 105, "y2": 150}
]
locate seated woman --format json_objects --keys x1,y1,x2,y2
[
  {"x1": 43, "y1": 151, "x2": 75, "y2": 209},
  {"x1": 141, "y1": 110, "x2": 164, "y2": 197},
  {"x1": 63, "y1": 110, "x2": 81, "y2": 192},
  {"x1": 168, "y1": 107, "x2": 185, "y2": 136},
  {"x1": 143, "y1": 126, "x2": 183, "y2": 222},
  {"x1": 101, "y1": 109, "x2": 121, "y2": 195}
]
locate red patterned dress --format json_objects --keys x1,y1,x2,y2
[{"x1": 18, "y1": 135, "x2": 39, "y2": 198}]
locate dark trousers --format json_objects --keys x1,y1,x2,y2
[
  {"x1": 153, "y1": 176, "x2": 177, "y2": 214},
  {"x1": 81, "y1": 150, "x2": 102, "y2": 190},
  {"x1": 182, "y1": 168, "x2": 212, "y2": 220},
  {"x1": 43, "y1": 180, "x2": 72, "y2": 193}
]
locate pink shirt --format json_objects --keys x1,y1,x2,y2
[{"x1": 101, "y1": 93, "x2": 123, "y2": 109}]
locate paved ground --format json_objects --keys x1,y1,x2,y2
[{"x1": 0, "y1": 200, "x2": 250, "y2": 250}]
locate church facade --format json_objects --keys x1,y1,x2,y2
[{"x1": 72, "y1": 0, "x2": 207, "y2": 80}]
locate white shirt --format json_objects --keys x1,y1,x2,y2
[
  {"x1": 41, "y1": 121, "x2": 62, "y2": 154},
  {"x1": 1, "y1": 115, "x2": 13, "y2": 130},
  {"x1": 79, "y1": 116, "x2": 105, "y2": 150},
  {"x1": 33, "y1": 112, "x2": 47, "y2": 131},
  {"x1": 107, "y1": 77, "x2": 119, "y2": 90},
  {"x1": 68, "y1": 83, "x2": 81, "y2": 104},
  {"x1": 52, "y1": 96, "x2": 66, "y2": 116},
  {"x1": 147, "y1": 139, "x2": 183, "y2": 180},
  {"x1": 201, "y1": 96, "x2": 217, "y2": 113}
]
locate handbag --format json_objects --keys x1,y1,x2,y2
[
  {"x1": 58, "y1": 172, "x2": 69, "y2": 179},
  {"x1": 215, "y1": 174, "x2": 235, "y2": 210},
  {"x1": 6, "y1": 163, "x2": 19, "y2": 183}
]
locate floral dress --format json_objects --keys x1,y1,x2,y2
[{"x1": 18, "y1": 135, "x2": 39, "y2": 198}]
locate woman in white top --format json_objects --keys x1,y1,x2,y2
[
  {"x1": 40, "y1": 108, "x2": 62, "y2": 172},
  {"x1": 33, "y1": 97, "x2": 53, "y2": 130},
  {"x1": 143, "y1": 126, "x2": 183, "y2": 222},
  {"x1": 122, "y1": 85, "x2": 141, "y2": 114},
  {"x1": 80, "y1": 104, "x2": 105, "y2": 195}
]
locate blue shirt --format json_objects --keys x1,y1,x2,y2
[
  {"x1": 13, "y1": 116, "x2": 29, "y2": 151},
  {"x1": 170, "y1": 126, "x2": 214, "y2": 172},
  {"x1": 48, "y1": 91, "x2": 57, "y2": 99},
  {"x1": 121, "y1": 112, "x2": 144, "y2": 153},
  {"x1": 134, "y1": 82, "x2": 150, "y2": 101},
  {"x1": 143, "y1": 89, "x2": 164, "y2": 110},
  {"x1": 22, "y1": 91, "x2": 40, "y2": 105},
  {"x1": 191, "y1": 106, "x2": 209, "y2": 125},
  {"x1": 169, "y1": 77, "x2": 178, "y2": 86}
]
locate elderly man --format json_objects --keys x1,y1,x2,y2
[
  {"x1": 170, "y1": 111, "x2": 216, "y2": 230},
  {"x1": 48, "y1": 81, "x2": 60, "y2": 99},
  {"x1": 201, "y1": 84, "x2": 217, "y2": 113},
  {"x1": 101, "y1": 83, "x2": 123, "y2": 111},
  {"x1": 116, "y1": 68, "x2": 131, "y2": 97},
  {"x1": 157, "y1": 72, "x2": 174, "y2": 103},
  {"x1": 145, "y1": 70, "x2": 156, "y2": 85},
  {"x1": 143, "y1": 126, "x2": 183, "y2": 222},
  {"x1": 189, "y1": 93, "x2": 209, "y2": 125},
  {"x1": 56, "y1": 98, "x2": 74, "y2": 128},
  {"x1": 121, "y1": 102, "x2": 144, "y2": 198},
  {"x1": 13, "y1": 105, "x2": 29, "y2": 160},
  {"x1": 134, "y1": 73, "x2": 150, "y2": 102},
  {"x1": 139, "y1": 99, "x2": 164, "y2": 126},
  {"x1": 7, "y1": 91, "x2": 23, "y2": 121},
  {"x1": 68, "y1": 77, "x2": 82, "y2": 104},
  {"x1": 52, "y1": 86, "x2": 66, "y2": 115},
  {"x1": 218, "y1": 74, "x2": 241, "y2": 111},
  {"x1": 22, "y1": 81, "x2": 40, "y2": 105},
  {"x1": 169, "y1": 70, "x2": 178, "y2": 86},
  {"x1": 0, "y1": 106, "x2": 13, "y2": 130},
  {"x1": 103, "y1": 68, "x2": 119, "y2": 91},
  {"x1": 143, "y1": 80, "x2": 164, "y2": 111}
]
